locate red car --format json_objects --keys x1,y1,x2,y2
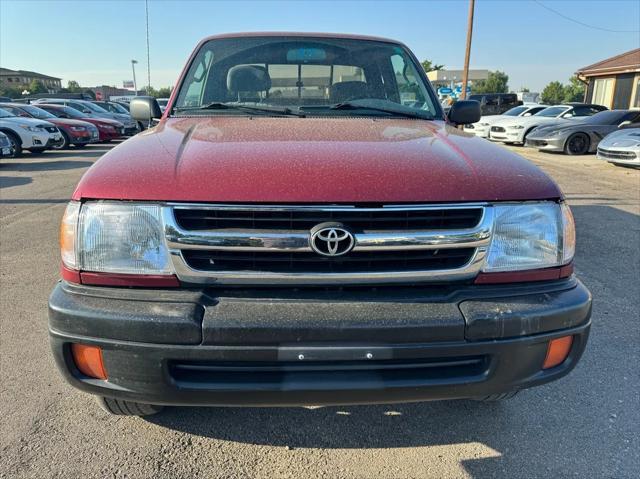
[
  {"x1": 0, "y1": 103, "x2": 99, "y2": 148},
  {"x1": 49, "y1": 33, "x2": 590, "y2": 416},
  {"x1": 37, "y1": 104, "x2": 124, "y2": 142}
]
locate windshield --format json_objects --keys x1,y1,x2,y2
[
  {"x1": 108, "y1": 102, "x2": 129, "y2": 114},
  {"x1": 581, "y1": 110, "x2": 631, "y2": 125},
  {"x1": 82, "y1": 102, "x2": 109, "y2": 114},
  {"x1": 21, "y1": 105, "x2": 57, "y2": 119},
  {"x1": 535, "y1": 106, "x2": 569, "y2": 117},
  {"x1": 173, "y1": 36, "x2": 439, "y2": 118},
  {"x1": 0, "y1": 108, "x2": 15, "y2": 118},
  {"x1": 503, "y1": 106, "x2": 528, "y2": 116},
  {"x1": 44, "y1": 105, "x2": 85, "y2": 119}
]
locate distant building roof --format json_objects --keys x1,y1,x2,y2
[
  {"x1": 0, "y1": 67, "x2": 61, "y2": 81},
  {"x1": 577, "y1": 49, "x2": 640, "y2": 77}
]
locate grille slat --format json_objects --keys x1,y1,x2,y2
[
  {"x1": 598, "y1": 148, "x2": 637, "y2": 160},
  {"x1": 182, "y1": 248, "x2": 475, "y2": 274},
  {"x1": 174, "y1": 208, "x2": 483, "y2": 231}
]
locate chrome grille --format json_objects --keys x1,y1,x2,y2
[
  {"x1": 163, "y1": 204, "x2": 493, "y2": 285},
  {"x1": 491, "y1": 126, "x2": 506, "y2": 133},
  {"x1": 597, "y1": 148, "x2": 637, "y2": 160}
]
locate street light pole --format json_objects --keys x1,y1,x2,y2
[
  {"x1": 131, "y1": 59, "x2": 138, "y2": 96},
  {"x1": 460, "y1": 0, "x2": 475, "y2": 100}
]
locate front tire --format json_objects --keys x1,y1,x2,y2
[
  {"x1": 52, "y1": 132, "x2": 70, "y2": 150},
  {"x1": 3, "y1": 131, "x2": 22, "y2": 157},
  {"x1": 96, "y1": 396, "x2": 164, "y2": 416},
  {"x1": 565, "y1": 133, "x2": 590, "y2": 155}
]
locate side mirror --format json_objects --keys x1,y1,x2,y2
[
  {"x1": 448, "y1": 100, "x2": 481, "y2": 126},
  {"x1": 130, "y1": 96, "x2": 162, "y2": 123}
]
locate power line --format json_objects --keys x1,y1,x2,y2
[{"x1": 533, "y1": 0, "x2": 640, "y2": 33}]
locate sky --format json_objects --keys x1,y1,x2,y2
[{"x1": 1, "y1": 0, "x2": 639, "y2": 93}]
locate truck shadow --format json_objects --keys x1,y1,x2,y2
[
  {"x1": 0, "y1": 176, "x2": 32, "y2": 188},
  {"x1": 0, "y1": 160, "x2": 95, "y2": 172}
]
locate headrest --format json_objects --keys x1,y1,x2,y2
[
  {"x1": 227, "y1": 65, "x2": 272, "y2": 92},
  {"x1": 330, "y1": 81, "x2": 370, "y2": 103}
]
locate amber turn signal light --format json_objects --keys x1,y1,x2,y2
[
  {"x1": 71, "y1": 344, "x2": 108, "y2": 380},
  {"x1": 543, "y1": 336, "x2": 573, "y2": 369}
]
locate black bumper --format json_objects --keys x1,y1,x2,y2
[{"x1": 49, "y1": 279, "x2": 591, "y2": 406}]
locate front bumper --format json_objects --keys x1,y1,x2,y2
[
  {"x1": 489, "y1": 129, "x2": 524, "y2": 143},
  {"x1": 49, "y1": 278, "x2": 591, "y2": 406},
  {"x1": 526, "y1": 136, "x2": 565, "y2": 151}
]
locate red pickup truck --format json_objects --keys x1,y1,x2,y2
[{"x1": 49, "y1": 33, "x2": 591, "y2": 416}]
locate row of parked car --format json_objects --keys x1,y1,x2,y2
[
  {"x1": 464, "y1": 103, "x2": 640, "y2": 167},
  {"x1": 0, "y1": 98, "x2": 138, "y2": 157}
]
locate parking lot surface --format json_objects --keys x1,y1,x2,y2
[{"x1": 1, "y1": 143, "x2": 639, "y2": 478}]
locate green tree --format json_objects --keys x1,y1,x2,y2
[
  {"x1": 28, "y1": 80, "x2": 47, "y2": 94},
  {"x1": 472, "y1": 71, "x2": 509, "y2": 94},
  {"x1": 67, "y1": 80, "x2": 82, "y2": 92},
  {"x1": 156, "y1": 86, "x2": 173, "y2": 98},
  {"x1": 562, "y1": 75, "x2": 585, "y2": 103},
  {"x1": 541, "y1": 81, "x2": 565, "y2": 105},
  {"x1": 421, "y1": 59, "x2": 445, "y2": 72},
  {"x1": 0, "y1": 86, "x2": 24, "y2": 98}
]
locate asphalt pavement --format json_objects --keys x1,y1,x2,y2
[{"x1": 1, "y1": 142, "x2": 639, "y2": 478}]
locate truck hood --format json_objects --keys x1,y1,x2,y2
[{"x1": 73, "y1": 117, "x2": 561, "y2": 203}]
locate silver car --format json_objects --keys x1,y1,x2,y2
[
  {"x1": 597, "y1": 128, "x2": 640, "y2": 167},
  {"x1": 525, "y1": 110, "x2": 640, "y2": 155}
]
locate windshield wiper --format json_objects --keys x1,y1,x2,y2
[
  {"x1": 329, "y1": 99, "x2": 434, "y2": 120},
  {"x1": 176, "y1": 102, "x2": 305, "y2": 117}
]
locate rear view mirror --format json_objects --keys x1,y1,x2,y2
[
  {"x1": 448, "y1": 100, "x2": 481, "y2": 126},
  {"x1": 130, "y1": 96, "x2": 162, "y2": 123}
]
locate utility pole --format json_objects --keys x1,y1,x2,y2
[
  {"x1": 145, "y1": 0, "x2": 151, "y2": 95},
  {"x1": 131, "y1": 59, "x2": 138, "y2": 95},
  {"x1": 460, "y1": 0, "x2": 475, "y2": 100}
]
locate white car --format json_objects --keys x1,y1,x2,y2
[
  {"x1": 0, "y1": 108, "x2": 62, "y2": 157},
  {"x1": 464, "y1": 104, "x2": 547, "y2": 138},
  {"x1": 597, "y1": 128, "x2": 640, "y2": 167},
  {"x1": 488, "y1": 103, "x2": 607, "y2": 145}
]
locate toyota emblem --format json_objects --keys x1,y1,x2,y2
[{"x1": 309, "y1": 223, "x2": 355, "y2": 257}]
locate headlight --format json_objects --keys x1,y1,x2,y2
[
  {"x1": 508, "y1": 125, "x2": 525, "y2": 130},
  {"x1": 19, "y1": 124, "x2": 43, "y2": 132},
  {"x1": 60, "y1": 202, "x2": 173, "y2": 275},
  {"x1": 483, "y1": 202, "x2": 575, "y2": 272},
  {"x1": 99, "y1": 124, "x2": 115, "y2": 131},
  {"x1": 69, "y1": 126, "x2": 86, "y2": 132}
]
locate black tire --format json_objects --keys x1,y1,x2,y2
[
  {"x1": 474, "y1": 391, "x2": 519, "y2": 402},
  {"x1": 29, "y1": 147, "x2": 46, "y2": 155},
  {"x1": 73, "y1": 143, "x2": 87, "y2": 148},
  {"x1": 96, "y1": 396, "x2": 164, "y2": 416},
  {"x1": 52, "y1": 131, "x2": 70, "y2": 150},
  {"x1": 564, "y1": 133, "x2": 590, "y2": 155},
  {"x1": 521, "y1": 128, "x2": 536, "y2": 145},
  {"x1": 3, "y1": 131, "x2": 22, "y2": 157}
]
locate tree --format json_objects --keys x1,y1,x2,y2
[
  {"x1": 421, "y1": 59, "x2": 445, "y2": 72},
  {"x1": 541, "y1": 81, "x2": 565, "y2": 105},
  {"x1": 67, "y1": 80, "x2": 82, "y2": 92},
  {"x1": 563, "y1": 75, "x2": 585, "y2": 103},
  {"x1": 156, "y1": 86, "x2": 173, "y2": 98},
  {"x1": 0, "y1": 86, "x2": 23, "y2": 99},
  {"x1": 28, "y1": 80, "x2": 47, "y2": 94},
  {"x1": 472, "y1": 71, "x2": 509, "y2": 94}
]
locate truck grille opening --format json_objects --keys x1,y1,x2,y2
[
  {"x1": 174, "y1": 207, "x2": 483, "y2": 231},
  {"x1": 169, "y1": 356, "x2": 489, "y2": 390},
  {"x1": 182, "y1": 248, "x2": 475, "y2": 274}
]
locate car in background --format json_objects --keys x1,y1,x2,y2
[
  {"x1": 0, "y1": 131, "x2": 14, "y2": 157},
  {"x1": 0, "y1": 103, "x2": 99, "y2": 149},
  {"x1": 92, "y1": 101, "x2": 132, "y2": 116},
  {"x1": 597, "y1": 128, "x2": 640, "y2": 167},
  {"x1": 489, "y1": 103, "x2": 608, "y2": 145},
  {"x1": 0, "y1": 107, "x2": 62, "y2": 156},
  {"x1": 36, "y1": 104, "x2": 124, "y2": 142},
  {"x1": 525, "y1": 110, "x2": 640, "y2": 155},
  {"x1": 464, "y1": 104, "x2": 548, "y2": 138},
  {"x1": 34, "y1": 99, "x2": 138, "y2": 136},
  {"x1": 156, "y1": 98, "x2": 170, "y2": 113},
  {"x1": 467, "y1": 93, "x2": 522, "y2": 116}
]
